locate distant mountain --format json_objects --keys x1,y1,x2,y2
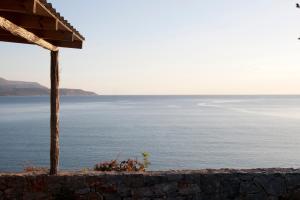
[
  {"x1": 0, "y1": 77, "x2": 98, "y2": 96},
  {"x1": 60, "y1": 89, "x2": 97, "y2": 96}
]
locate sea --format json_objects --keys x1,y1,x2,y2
[{"x1": 0, "y1": 95, "x2": 300, "y2": 172}]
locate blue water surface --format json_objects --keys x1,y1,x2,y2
[{"x1": 0, "y1": 95, "x2": 300, "y2": 172}]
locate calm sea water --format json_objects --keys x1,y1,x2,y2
[{"x1": 0, "y1": 95, "x2": 300, "y2": 172}]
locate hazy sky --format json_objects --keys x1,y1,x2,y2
[{"x1": 1, "y1": 0, "x2": 300, "y2": 94}]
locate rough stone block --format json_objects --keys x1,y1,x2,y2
[
  {"x1": 0, "y1": 169, "x2": 299, "y2": 200},
  {"x1": 254, "y1": 175, "x2": 286, "y2": 196},
  {"x1": 240, "y1": 181, "x2": 261, "y2": 194}
]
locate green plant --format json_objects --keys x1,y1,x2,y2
[
  {"x1": 142, "y1": 152, "x2": 151, "y2": 169},
  {"x1": 94, "y1": 152, "x2": 151, "y2": 172}
]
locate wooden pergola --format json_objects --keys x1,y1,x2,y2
[{"x1": 0, "y1": 0, "x2": 85, "y2": 175}]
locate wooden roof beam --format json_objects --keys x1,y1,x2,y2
[
  {"x1": 0, "y1": 28, "x2": 74, "y2": 41},
  {"x1": 48, "y1": 40, "x2": 82, "y2": 49},
  {"x1": 0, "y1": 11, "x2": 57, "y2": 30},
  {"x1": 0, "y1": 34, "x2": 34, "y2": 44},
  {"x1": 0, "y1": 33, "x2": 82, "y2": 49},
  {"x1": 0, "y1": 16, "x2": 58, "y2": 51},
  {"x1": 31, "y1": 29, "x2": 74, "y2": 41},
  {"x1": 0, "y1": 0, "x2": 36, "y2": 14}
]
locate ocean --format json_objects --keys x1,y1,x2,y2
[{"x1": 0, "y1": 95, "x2": 300, "y2": 172}]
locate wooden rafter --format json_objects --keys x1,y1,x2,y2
[
  {"x1": 0, "y1": 16, "x2": 58, "y2": 51},
  {"x1": 49, "y1": 40, "x2": 82, "y2": 49},
  {"x1": 0, "y1": 0, "x2": 36, "y2": 14},
  {"x1": 0, "y1": 34, "x2": 82, "y2": 49},
  {"x1": 0, "y1": 11, "x2": 57, "y2": 30},
  {"x1": 24, "y1": 29, "x2": 74, "y2": 41},
  {"x1": 0, "y1": 29, "x2": 74, "y2": 41}
]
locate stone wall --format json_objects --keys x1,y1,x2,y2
[{"x1": 1, "y1": 168, "x2": 300, "y2": 200}]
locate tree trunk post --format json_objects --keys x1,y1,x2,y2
[{"x1": 50, "y1": 50, "x2": 60, "y2": 175}]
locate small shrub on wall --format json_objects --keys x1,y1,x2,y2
[{"x1": 94, "y1": 152, "x2": 150, "y2": 172}]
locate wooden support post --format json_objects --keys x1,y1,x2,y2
[
  {"x1": 0, "y1": 16, "x2": 58, "y2": 51},
  {"x1": 50, "y1": 50, "x2": 60, "y2": 175}
]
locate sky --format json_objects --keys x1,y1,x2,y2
[{"x1": 1, "y1": 0, "x2": 300, "y2": 95}]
